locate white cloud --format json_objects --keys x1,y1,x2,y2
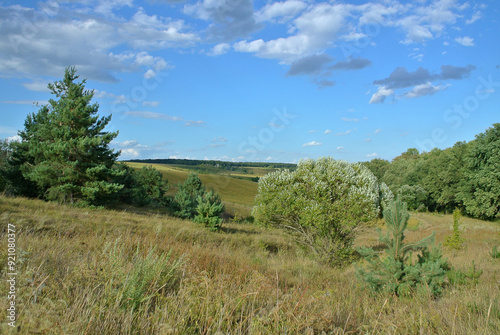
[
  {"x1": 466, "y1": 11, "x2": 481, "y2": 24},
  {"x1": 6, "y1": 135, "x2": 21, "y2": 142},
  {"x1": 404, "y1": 82, "x2": 450, "y2": 98},
  {"x1": 184, "y1": 120, "x2": 206, "y2": 127},
  {"x1": 125, "y1": 111, "x2": 183, "y2": 121},
  {"x1": 374, "y1": 129, "x2": 382, "y2": 134},
  {"x1": 455, "y1": 36, "x2": 474, "y2": 47},
  {"x1": 120, "y1": 148, "x2": 140, "y2": 158},
  {"x1": 0, "y1": 126, "x2": 17, "y2": 134},
  {"x1": 0, "y1": 4, "x2": 192, "y2": 82},
  {"x1": 144, "y1": 69, "x2": 156, "y2": 79},
  {"x1": 255, "y1": 0, "x2": 307, "y2": 23},
  {"x1": 336, "y1": 129, "x2": 354, "y2": 136},
  {"x1": 324, "y1": 129, "x2": 332, "y2": 134},
  {"x1": 366, "y1": 153, "x2": 378, "y2": 158},
  {"x1": 369, "y1": 86, "x2": 394, "y2": 103},
  {"x1": 341, "y1": 117, "x2": 359, "y2": 122},
  {"x1": 209, "y1": 43, "x2": 231, "y2": 56},
  {"x1": 302, "y1": 140, "x2": 323, "y2": 147},
  {"x1": 336, "y1": 146, "x2": 344, "y2": 150},
  {"x1": 142, "y1": 101, "x2": 160, "y2": 107},
  {"x1": 265, "y1": 156, "x2": 273, "y2": 161},
  {"x1": 22, "y1": 79, "x2": 50, "y2": 92},
  {"x1": 235, "y1": 3, "x2": 349, "y2": 62},
  {"x1": 212, "y1": 136, "x2": 227, "y2": 143}
]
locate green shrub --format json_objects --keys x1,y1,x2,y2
[
  {"x1": 253, "y1": 157, "x2": 393, "y2": 266},
  {"x1": 357, "y1": 197, "x2": 449, "y2": 297},
  {"x1": 444, "y1": 208, "x2": 465, "y2": 250},
  {"x1": 194, "y1": 190, "x2": 225, "y2": 231}
]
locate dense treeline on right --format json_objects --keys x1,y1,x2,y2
[{"x1": 363, "y1": 123, "x2": 500, "y2": 220}]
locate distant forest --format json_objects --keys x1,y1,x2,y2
[{"x1": 125, "y1": 159, "x2": 297, "y2": 171}]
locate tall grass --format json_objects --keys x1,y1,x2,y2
[{"x1": 1, "y1": 196, "x2": 499, "y2": 334}]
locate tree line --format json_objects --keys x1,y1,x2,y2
[{"x1": 363, "y1": 124, "x2": 500, "y2": 220}]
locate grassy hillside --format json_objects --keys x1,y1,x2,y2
[
  {"x1": 1, "y1": 196, "x2": 499, "y2": 334},
  {"x1": 125, "y1": 162, "x2": 259, "y2": 209}
]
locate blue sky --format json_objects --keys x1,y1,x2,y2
[{"x1": 0, "y1": 0, "x2": 499, "y2": 163}]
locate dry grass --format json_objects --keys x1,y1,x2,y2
[{"x1": 0, "y1": 196, "x2": 499, "y2": 334}]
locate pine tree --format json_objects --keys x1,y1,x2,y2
[
  {"x1": 194, "y1": 190, "x2": 225, "y2": 231},
  {"x1": 174, "y1": 172, "x2": 206, "y2": 219},
  {"x1": 356, "y1": 197, "x2": 449, "y2": 297},
  {"x1": 12, "y1": 66, "x2": 123, "y2": 205}
]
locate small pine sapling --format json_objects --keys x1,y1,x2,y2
[
  {"x1": 490, "y1": 245, "x2": 500, "y2": 259},
  {"x1": 444, "y1": 208, "x2": 465, "y2": 250},
  {"x1": 194, "y1": 190, "x2": 225, "y2": 231},
  {"x1": 356, "y1": 196, "x2": 449, "y2": 297}
]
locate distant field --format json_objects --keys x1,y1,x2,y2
[{"x1": 125, "y1": 162, "x2": 259, "y2": 207}]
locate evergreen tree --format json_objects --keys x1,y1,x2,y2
[
  {"x1": 194, "y1": 190, "x2": 225, "y2": 231},
  {"x1": 131, "y1": 165, "x2": 169, "y2": 206},
  {"x1": 12, "y1": 66, "x2": 123, "y2": 205},
  {"x1": 174, "y1": 172, "x2": 206, "y2": 219},
  {"x1": 357, "y1": 197, "x2": 449, "y2": 297}
]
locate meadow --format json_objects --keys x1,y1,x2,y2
[{"x1": 0, "y1": 162, "x2": 499, "y2": 334}]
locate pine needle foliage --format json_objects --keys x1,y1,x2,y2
[
  {"x1": 11, "y1": 66, "x2": 123, "y2": 205},
  {"x1": 174, "y1": 172, "x2": 206, "y2": 219},
  {"x1": 357, "y1": 197, "x2": 450, "y2": 297},
  {"x1": 194, "y1": 190, "x2": 225, "y2": 231}
]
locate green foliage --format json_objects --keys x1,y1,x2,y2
[
  {"x1": 174, "y1": 172, "x2": 206, "y2": 219},
  {"x1": 362, "y1": 158, "x2": 390, "y2": 181},
  {"x1": 458, "y1": 123, "x2": 500, "y2": 220},
  {"x1": 444, "y1": 208, "x2": 465, "y2": 250},
  {"x1": 0, "y1": 139, "x2": 11, "y2": 192},
  {"x1": 490, "y1": 245, "x2": 500, "y2": 259},
  {"x1": 131, "y1": 165, "x2": 169, "y2": 206},
  {"x1": 447, "y1": 261, "x2": 483, "y2": 287},
  {"x1": 396, "y1": 184, "x2": 428, "y2": 211},
  {"x1": 357, "y1": 197, "x2": 449, "y2": 297},
  {"x1": 194, "y1": 190, "x2": 225, "y2": 231},
  {"x1": 10, "y1": 67, "x2": 123, "y2": 205},
  {"x1": 253, "y1": 157, "x2": 393, "y2": 266}
]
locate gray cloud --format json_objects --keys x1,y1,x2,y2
[
  {"x1": 440, "y1": 64, "x2": 476, "y2": 80},
  {"x1": 373, "y1": 66, "x2": 436, "y2": 89},
  {"x1": 286, "y1": 54, "x2": 334, "y2": 76},
  {"x1": 315, "y1": 79, "x2": 335, "y2": 89},
  {"x1": 331, "y1": 57, "x2": 372, "y2": 70},
  {"x1": 184, "y1": 0, "x2": 261, "y2": 42},
  {"x1": 373, "y1": 64, "x2": 475, "y2": 89}
]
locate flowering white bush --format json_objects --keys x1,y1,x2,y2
[{"x1": 252, "y1": 157, "x2": 393, "y2": 266}]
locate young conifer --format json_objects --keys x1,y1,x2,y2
[{"x1": 357, "y1": 196, "x2": 449, "y2": 297}]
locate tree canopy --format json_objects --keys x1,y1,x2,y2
[{"x1": 11, "y1": 66, "x2": 123, "y2": 205}]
